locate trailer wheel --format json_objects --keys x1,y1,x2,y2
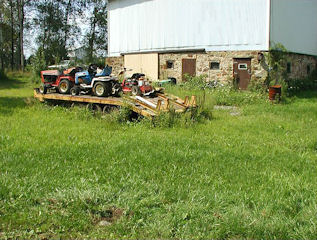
[
  {"x1": 39, "y1": 83, "x2": 47, "y2": 94},
  {"x1": 93, "y1": 82, "x2": 111, "y2": 97},
  {"x1": 131, "y1": 86, "x2": 141, "y2": 96},
  {"x1": 93, "y1": 104, "x2": 102, "y2": 112},
  {"x1": 70, "y1": 86, "x2": 80, "y2": 96},
  {"x1": 58, "y1": 79, "x2": 71, "y2": 94}
]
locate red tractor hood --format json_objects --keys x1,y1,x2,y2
[{"x1": 41, "y1": 70, "x2": 61, "y2": 76}]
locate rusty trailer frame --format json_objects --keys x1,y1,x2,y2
[{"x1": 33, "y1": 89, "x2": 197, "y2": 118}]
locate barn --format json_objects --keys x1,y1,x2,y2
[{"x1": 106, "y1": 0, "x2": 317, "y2": 89}]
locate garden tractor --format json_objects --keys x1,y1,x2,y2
[
  {"x1": 70, "y1": 64, "x2": 122, "y2": 97},
  {"x1": 121, "y1": 73, "x2": 155, "y2": 96},
  {"x1": 39, "y1": 67, "x2": 83, "y2": 94}
]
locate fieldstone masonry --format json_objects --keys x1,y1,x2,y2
[
  {"x1": 106, "y1": 52, "x2": 316, "y2": 86},
  {"x1": 159, "y1": 51, "x2": 268, "y2": 84},
  {"x1": 287, "y1": 53, "x2": 317, "y2": 80},
  {"x1": 105, "y1": 56, "x2": 124, "y2": 76}
]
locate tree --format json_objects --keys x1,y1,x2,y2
[
  {"x1": 85, "y1": 0, "x2": 108, "y2": 62},
  {"x1": 0, "y1": 0, "x2": 19, "y2": 70},
  {"x1": 10, "y1": 0, "x2": 15, "y2": 70},
  {"x1": 32, "y1": 0, "x2": 88, "y2": 65},
  {"x1": 17, "y1": 0, "x2": 26, "y2": 71}
]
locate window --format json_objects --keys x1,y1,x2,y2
[
  {"x1": 287, "y1": 62, "x2": 291, "y2": 73},
  {"x1": 166, "y1": 60, "x2": 174, "y2": 69},
  {"x1": 238, "y1": 63, "x2": 247, "y2": 70},
  {"x1": 307, "y1": 64, "x2": 311, "y2": 75},
  {"x1": 210, "y1": 62, "x2": 220, "y2": 70}
]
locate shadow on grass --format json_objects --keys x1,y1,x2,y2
[
  {"x1": 289, "y1": 91, "x2": 317, "y2": 100},
  {"x1": 0, "y1": 97, "x2": 27, "y2": 115},
  {"x1": 0, "y1": 78, "x2": 26, "y2": 90}
]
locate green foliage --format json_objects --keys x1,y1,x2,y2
[
  {"x1": 183, "y1": 74, "x2": 208, "y2": 90},
  {"x1": 84, "y1": 0, "x2": 108, "y2": 61},
  {"x1": 30, "y1": 47, "x2": 47, "y2": 83},
  {"x1": 165, "y1": 83, "x2": 266, "y2": 107},
  {"x1": 286, "y1": 69, "x2": 317, "y2": 95},
  {"x1": 31, "y1": 1, "x2": 86, "y2": 64},
  {"x1": 107, "y1": 105, "x2": 134, "y2": 124},
  {"x1": 265, "y1": 43, "x2": 289, "y2": 87}
]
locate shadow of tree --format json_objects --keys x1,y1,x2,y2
[
  {"x1": 0, "y1": 78, "x2": 25, "y2": 90},
  {"x1": 0, "y1": 97, "x2": 27, "y2": 115}
]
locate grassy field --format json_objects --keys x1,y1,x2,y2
[{"x1": 1, "y1": 72, "x2": 317, "y2": 239}]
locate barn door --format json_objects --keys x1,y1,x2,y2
[
  {"x1": 182, "y1": 59, "x2": 196, "y2": 81},
  {"x1": 233, "y1": 58, "x2": 251, "y2": 90}
]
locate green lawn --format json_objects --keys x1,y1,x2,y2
[{"x1": 1, "y1": 72, "x2": 317, "y2": 239}]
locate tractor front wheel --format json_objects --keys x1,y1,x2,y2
[
  {"x1": 70, "y1": 86, "x2": 80, "y2": 96},
  {"x1": 39, "y1": 83, "x2": 47, "y2": 94},
  {"x1": 58, "y1": 79, "x2": 71, "y2": 94}
]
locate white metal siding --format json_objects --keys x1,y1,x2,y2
[
  {"x1": 270, "y1": 0, "x2": 317, "y2": 56},
  {"x1": 108, "y1": 0, "x2": 270, "y2": 56}
]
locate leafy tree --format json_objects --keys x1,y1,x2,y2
[{"x1": 84, "y1": 0, "x2": 108, "y2": 62}]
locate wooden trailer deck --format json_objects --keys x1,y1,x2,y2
[{"x1": 33, "y1": 89, "x2": 197, "y2": 118}]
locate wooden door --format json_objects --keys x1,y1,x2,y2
[
  {"x1": 233, "y1": 58, "x2": 251, "y2": 90},
  {"x1": 182, "y1": 59, "x2": 196, "y2": 81}
]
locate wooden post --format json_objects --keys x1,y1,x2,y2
[
  {"x1": 156, "y1": 99, "x2": 162, "y2": 111},
  {"x1": 184, "y1": 96, "x2": 189, "y2": 106},
  {"x1": 164, "y1": 99, "x2": 170, "y2": 110},
  {"x1": 190, "y1": 96, "x2": 197, "y2": 107}
]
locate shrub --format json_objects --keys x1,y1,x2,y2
[
  {"x1": 183, "y1": 74, "x2": 208, "y2": 90},
  {"x1": 265, "y1": 43, "x2": 289, "y2": 88},
  {"x1": 149, "y1": 90, "x2": 214, "y2": 128},
  {"x1": 102, "y1": 105, "x2": 135, "y2": 124},
  {"x1": 285, "y1": 69, "x2": 317, "y2": 95},
  {"x1": 30, "y1": 47, "x2": 47, "y2": 84}
]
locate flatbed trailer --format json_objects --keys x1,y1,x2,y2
[{"x1": 33, "y1": 89, "x2": 197, "y2": 118}]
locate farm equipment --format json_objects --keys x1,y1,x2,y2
[
  {"x1": 70, "y1": 64, "x2": 122, "y2": 97},
  {"x1": 39, "y1": 67, "x2": 83, "y2": 94},
  {"x1": 158, "y1": 77, "x2": 177, "y2": 87},
  {"x1": 122, "y1": 73, "x2": 156, "y2": 96}
]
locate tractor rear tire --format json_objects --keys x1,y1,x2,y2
[
  {"x1": 58, "y1": 79, "x2": 71, "y2": 94},
  {"x1": 131, "y1": 86, "x2": 142, "y2": 96},
  {"x1": 112, "y1": 82, "x2": 123, "y2": 97},
  {"x1": 70, "y1": 86, "x2": 80, "y2": 96},
  {"x1": 39, "y1": 83, "x2": 47, "y2": 94},
  {"x1": 93, "y1": 82, "x2": 111, "y2": 97}
]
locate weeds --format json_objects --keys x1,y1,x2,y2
[{"x1": 1, "y1": 72, "x2": 317, "y2": 239}]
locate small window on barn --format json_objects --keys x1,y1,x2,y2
[
  {"x1": 287, "y1": 62, "x2": 291, "y2": 73},
  {"x1": 238, "y1": 63, "x2": 247, "y2": 70},
  {"x1": 210, "y1": 62, "x2": 220, "y2": 70},
  {"x1": 166, "y1": 60, "x2": 174, "y2": 69},
  {"x1": 307, "y1": 64, "x2": 311, "y2": 75}
]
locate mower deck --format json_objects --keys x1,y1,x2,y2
[{"x1": 33, "y1": 89, "x2": 197, "y2": 118}]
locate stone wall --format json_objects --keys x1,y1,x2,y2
[
  {"x1": 106, "y1": 52, "x2": 316, "y2": 85},
  {"x1": 286, "y1": 53, "x2": 317, "y2": 80},
  {"x1": 159, "y1": 51, "x2": 268, "y2": 84},
  {"x1": 105, "y1": 56, "x2": 124, "y2": 76}
]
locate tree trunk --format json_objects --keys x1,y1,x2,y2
[
  {"x1": 88, "y1": 7, "x2": 97, "y2": 61},
  {"x1": 10, "y1": 0, "x2": 14, "y2": 70},
  {"x1": 0, "y1": 8, "x2": 3, "y2": 70},
  {"x1": 64, "y1": 0, "x2": 71, "y2": 50},
  {"x1": 18, "y1": 0, "x2": 24, "y2": 71}
]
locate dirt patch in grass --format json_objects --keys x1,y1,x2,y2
[{"x1": 92, "y1": 207, "x2": 126, "y2": 226}]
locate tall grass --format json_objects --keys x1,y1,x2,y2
[{"x1": 1, "y1": 72, "x2": 317, "y2": 239}]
